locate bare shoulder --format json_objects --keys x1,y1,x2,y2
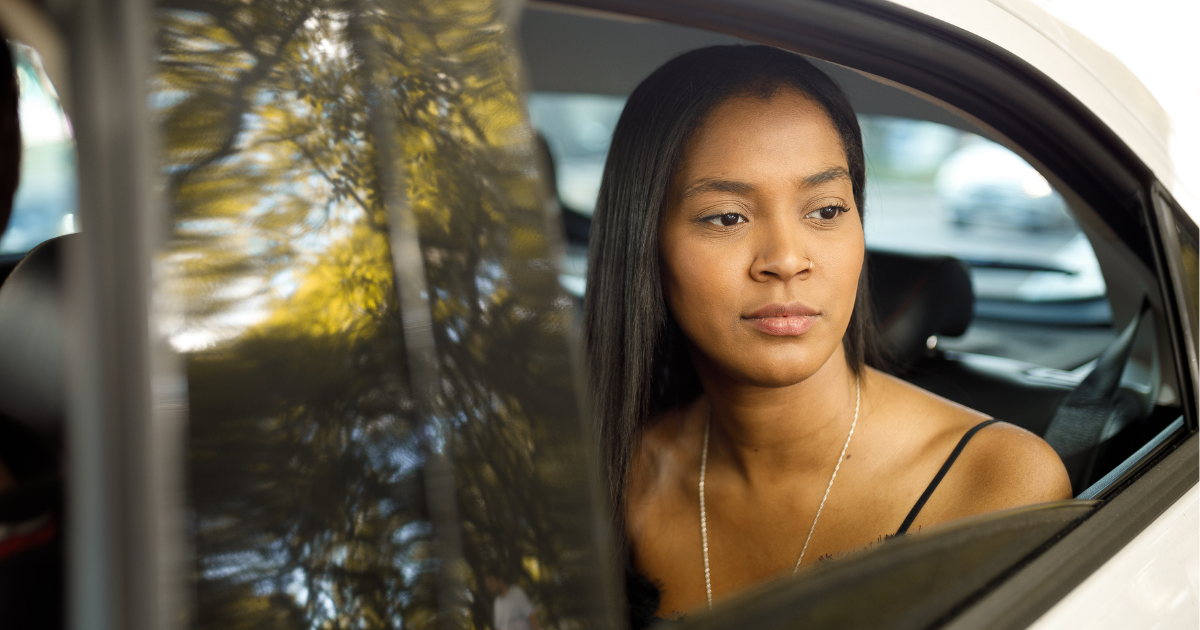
[
  {"x1": 865, "y1": 369, "x2": 1071, "y2": 526},
  {"x1": 949, "y1": 421, "x2": 1073, "y2": 509},
  {"x1": 914, "y1": 420, "x2": 1072, "y2": 527}
]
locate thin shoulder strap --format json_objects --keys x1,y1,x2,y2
[{"x1": 895, "y1": 419, "x2": 1001, "y2": 535}]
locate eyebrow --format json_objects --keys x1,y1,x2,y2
[
  {"x1": 679, "y1": 167, "x2": 851, "y2": 201},
  {"x1": 801, "y1": 167, "x2": 851, "y2": 186},
  {"x1": 679, "y1": 178, "x2": 755, "y2": 201}
]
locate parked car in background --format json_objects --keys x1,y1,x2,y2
[
  {"x1": 0, "y1": 0, "x2": 1193, "y2": 629},
  {"x1": 937, "y1": 138, "x2": 1075, "y2": 232}
]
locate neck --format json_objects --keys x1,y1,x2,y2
[{"x1": 696, "y1": 346, "x2": 861, "y2": 484}]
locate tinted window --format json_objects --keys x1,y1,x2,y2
[{"x1": 152, "y1": 2, "x2": 613, "y2": 628}]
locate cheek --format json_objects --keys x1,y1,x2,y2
[
  {"x1": 659, "y1": 232, "x2": 740, "y2": 332},
  {"x1": 815, "y1": 227, "x2": 865, "y2": 321}
]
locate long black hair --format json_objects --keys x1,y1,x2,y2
[{"x1": 582, "y1": 45, "x2": 881, "y2": 546}]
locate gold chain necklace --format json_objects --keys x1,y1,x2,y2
[{"x1": 698, "y1": 376, "x2": 860, "y2": 610}]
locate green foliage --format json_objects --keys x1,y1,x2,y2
[{"x1": 155, "y1": 0, "x2": 610, "y2": 628}]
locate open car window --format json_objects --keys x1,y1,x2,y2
[
  {"x1": 23, "y1": 0, "x2": 1190, "y2": 626},
  {"x1": 519, "y1": 3, "x2": 1191, "y2": 626},
  {"x1": 8, "y1": 0, "x2": 1185, "y2": 625},
  {"x1": 533, "y1": 96, "x2": 1114, "y2": 355}
]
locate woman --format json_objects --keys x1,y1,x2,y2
[{"x1": 582, "y1": 45, "x2": 1070, "y2": 622}]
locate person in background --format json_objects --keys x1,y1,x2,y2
[{"x1": 485, "y1": 572, "x2": 540, "y2": 630}]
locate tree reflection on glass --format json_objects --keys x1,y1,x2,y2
[{"x1": 153, "y1": 1, "x2": 612, "y2": 628}]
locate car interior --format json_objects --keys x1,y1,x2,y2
[
  {"x1": 0, "y1": 2, "x2": 1192, "y2": 626},
  {"x1": 518, "y1": 4, "x2": 1186, "y2": 499}
]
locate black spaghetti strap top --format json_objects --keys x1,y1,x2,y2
[
  {"x1": 625, "y1": 418, "x2": 1001, "y2": 628},
  {"x1": 894, "y1": 419, "x2": 1000, "y2": 535}
]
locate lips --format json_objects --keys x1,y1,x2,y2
[{"x1": 744, "y1": 302, "x2": 820, "y2": 336}]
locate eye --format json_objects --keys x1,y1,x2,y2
[
  {"x1": 703, "y1": 212, "x2": 748, "y2": 227},
  {"x1": 807, "y1": 205, "x2": 848, "y2": 220}
]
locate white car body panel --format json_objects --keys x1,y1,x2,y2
[
  {"x1": 1029, "y1": 484, "x2": 1200, "y2": 630},
  {"x1": 885, "y1": 0, "x2": 1197, "y2": 220},
  {"x1": 885, "y1": 3, "x2": 1198, "y2": 627}
]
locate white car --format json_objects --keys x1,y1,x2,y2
[
  {"x1": 0, "y1": 0, "x2": 1192, "y2": 629},
  {"x1": 936, "y1": 138, "x2": 1075, "y2": 232}
]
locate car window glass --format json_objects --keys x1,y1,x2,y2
[
  {"x1": 151, "y1": 2, "x2": 614, "y2": 628},
  {"x1": 528, "y1": 93, "x2": 624, "y2": 215},
  {"x1": 2, "y1": 42, "x2": 76, "y2": 254}
]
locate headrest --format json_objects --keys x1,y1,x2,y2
[
  {"x1": 0, "y1": 234, "x2": 74, "y2": 440},
  {"x1": 868, "y1": 250, "x2": 974, "y2": 371}
]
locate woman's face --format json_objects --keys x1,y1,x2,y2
[{"x1": 660, "y1": 89, "x2": 863, "y2": 387}]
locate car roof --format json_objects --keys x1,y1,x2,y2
[
  {"x1": 521, "y1": 8, "x2": 993, "y2": 145},
  {"x1": 523, "y1": 0, "x2": 1193, "y2": 221},
  {"x1": 885, "y1": 0, "x2": 1193, "y2": 219}
]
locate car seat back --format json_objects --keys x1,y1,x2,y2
[
  {"x1": 868, "y1": 250, "x2": 974, "y2": 371},
  {"x1": 0, "y1": 233, "x2": 72, "y2": 630},
  {"x1": 0, "y1": 234, "x2": 72, "y2": 443}
]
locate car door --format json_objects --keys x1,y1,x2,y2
[{"x1": 30, "y1": 0, "x2": 1198, "y2": 629}]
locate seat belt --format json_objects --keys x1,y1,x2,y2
[{"x1": 1043, "y1": 298, "x2": 1150, "y2": 495}]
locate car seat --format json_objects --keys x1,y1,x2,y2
[
  {"x1": 868, "y1": 250, "x2": 1077, "y2": 436},
  {"x1": 868, "y1": 250, "x2": 1161, "y2": 494},
  {"x1": 868, "y1": 250, "x2": 974, "y2": 372},
  {"x1": 0, "y1": 233, "x2": 73, "y2": 629}
]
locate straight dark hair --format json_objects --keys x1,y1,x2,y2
[{"x1": 582, "y1": 45, "x2": 881, "y2": 548}]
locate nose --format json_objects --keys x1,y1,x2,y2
[{"x1": 749, "y1": 224, "x2": 812, "y2": 282}]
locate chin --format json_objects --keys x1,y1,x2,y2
[{"x1": 724, "y1": 353, "x2": 829, "y2": 388}]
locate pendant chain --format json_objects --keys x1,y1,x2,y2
[{"x1": 699, "y1": 376, "x2": 860, "y2": 611}]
